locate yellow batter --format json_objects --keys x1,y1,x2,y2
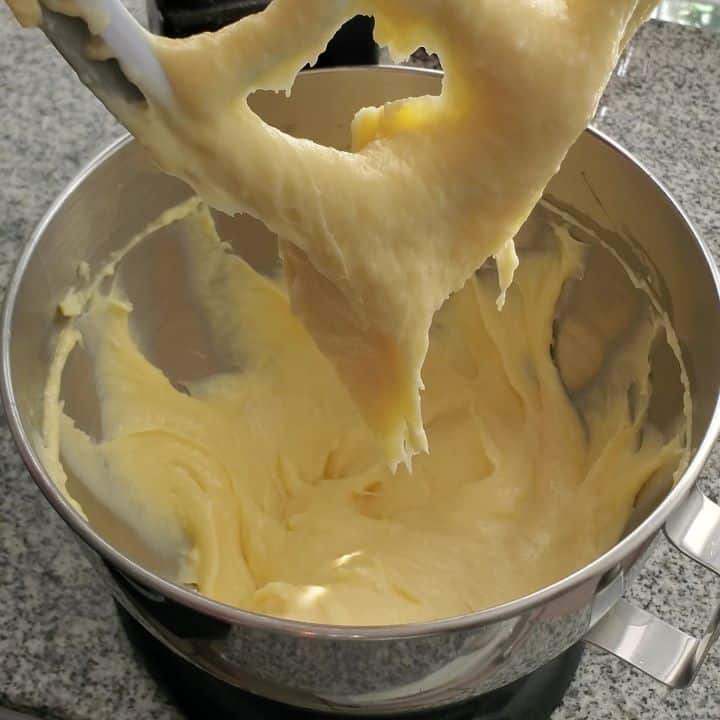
[
  {"x1": 8, "y1": 0, "x2": 659, "y2": 466},
  {"x1": 139, "y1": 0, "x2": 658, "y2": 467},
  {"x1": 42, "y1": 201, "x2": 688, "y2": 625}
]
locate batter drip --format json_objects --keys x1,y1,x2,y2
[{"x1": 9, "y1": 0, "x2": 660, "y2": 466}]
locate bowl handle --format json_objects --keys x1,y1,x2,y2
[{"x1": 584, "y1": 486, "x2": 720, "y2": 688}]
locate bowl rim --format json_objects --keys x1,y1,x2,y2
[{"x1": 3, "y1": 64, "x2": 720, "y2": 641}]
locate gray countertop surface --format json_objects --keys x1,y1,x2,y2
[{"x1": 1, "y1": 5, "x2": 719, "y2": 719}]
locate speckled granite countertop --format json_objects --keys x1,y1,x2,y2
[{"x1": 1, "y1": 5, "x2": 719, "y2": 719}]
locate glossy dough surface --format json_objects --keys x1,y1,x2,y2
[{"x1": 123, "y1": 0, "x2": 658, "y2": 464}]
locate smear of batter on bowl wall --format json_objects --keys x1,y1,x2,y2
[{"x1": 40, "y1": 199, "x2": 689, "y2": 625}]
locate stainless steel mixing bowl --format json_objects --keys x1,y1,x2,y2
[{"x1": 3, "y1": 67, "x2": 720, "y2": 715}]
